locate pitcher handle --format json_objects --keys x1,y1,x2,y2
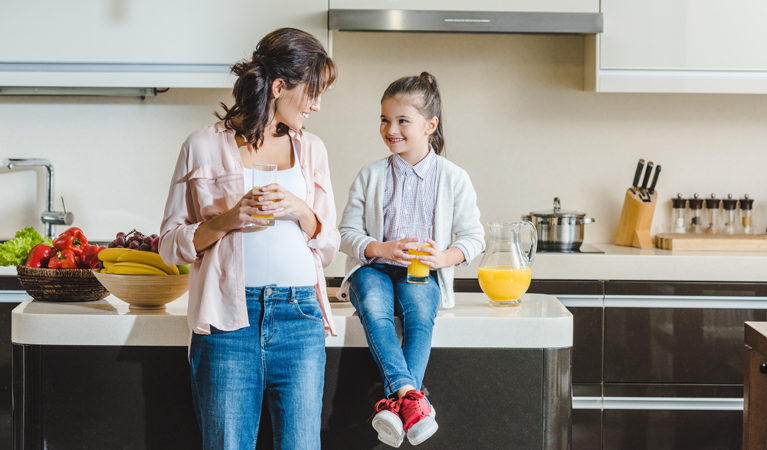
[{"x1": 521, "y1": 220, "x2": 537, "y2": 265}]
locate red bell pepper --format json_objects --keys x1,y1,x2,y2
[
  {"x1": 53, "y1": 227, "x2": 88, "y2": 256},
  {"x1": 79, "y1": 244, "x2": 106, "y2": 269},
  {"x1": 47, "y1": 249, "x2": 79, "y2": 269},
  {"x1": 25, "y1": 243, "x2": 57, "y2": 268}
]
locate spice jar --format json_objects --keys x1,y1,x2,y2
[
  {"x1": 704, "y1": 194, "x2": 720, "y2": 234},
  {"x1": 740, "y1": 194, "x2": 754, "y2": 234},
  {"x1": 722, "y1": 194, "x2": 738, "y2": 234},
  {"x1": 671, "y1": 193, "x2": 687, "y2": 233},
  {"x1": 687, "y1": 193, "x2": 703, "y2": 234}
]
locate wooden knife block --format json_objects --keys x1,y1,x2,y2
[{"x1": 614, "y1": 189, "x2": 657, "y2": 249}]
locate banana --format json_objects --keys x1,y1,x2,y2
[
  {"x1": 107, "y1": 262, "x2": 168, "y2": 276},
  {"x1": 98, "y1": 248, "x2": 132, "y2": 263},
  {"x1": 116, "y1": 250, "x2": 179, "y2": 275},
  {"x1": 102, "y1": 261, "x2": 115, "y2": 269}
]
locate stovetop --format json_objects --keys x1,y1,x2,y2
[{"x1": 537, "y1": 244, "x2": 605, "y2": 254}]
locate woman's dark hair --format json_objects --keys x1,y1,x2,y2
[
  {"x1": 217, "y1": 28, "x2": 336, "y2": 148},
  {"x1": 381, "y1": 72, "x2": 445, "y2": 155}
]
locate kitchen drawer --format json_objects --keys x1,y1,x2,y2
[
  {"x1": 529, "y1": 281, "x2": 604, "y2": 384},
  {"x1": 561, "y1": 303, "x2": 602, "y2": 384},
  {"x1": 602, "y1": 408, "x2": 742, "y2": 450},
  {"x1": 572, "y1": 409, "x2": 601, "y2": 450},
  {"x1": 604, "y1": 296, "x2": 767, "y2": 384}
]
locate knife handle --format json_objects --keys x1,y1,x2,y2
[
  {"x1": 640, "y1": 161, "x2": 654, "y2": 190},
  {"x1": 632, "y1": 159, "x2": 645, "y2": 188},
  {"x1": 649, "y1": 165, "x2": 661, "y2": 194}
]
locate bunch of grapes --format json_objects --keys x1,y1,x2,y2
[{"x1": 108, "y1": 229, "x2": 160, "y2": 253}]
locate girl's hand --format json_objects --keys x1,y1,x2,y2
[
  {"x1": 369, "y1": 238, "x2": 419, "y2": 265},
  {"x1": 410, "y1": 238, "x2": 462, "y2": 270},
  {"x1": 222, "y1": 189, "x2": 272, "y2": 229}
]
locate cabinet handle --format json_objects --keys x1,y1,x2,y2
[{"x1": 760, "y1": 363, "x2": 767, "y2": 374}]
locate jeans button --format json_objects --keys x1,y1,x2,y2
[{"x1": 265, "y1": 288, "x2": 272, "y2": 296}]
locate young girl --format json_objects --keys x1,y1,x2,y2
[
  {"x1": 338, "y1": 72, "x2": 485, "y2": 447},
  {"x1": 159, "y1": 28, "x2": 339, "y2": 449}
]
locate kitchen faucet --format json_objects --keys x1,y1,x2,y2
[{"x1": 4, "y1": 158, "x2": 74, "y2": 239}]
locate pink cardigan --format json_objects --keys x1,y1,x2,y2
[{"x1": 159, "y1": 122, "x2": 339, "y2": 336}]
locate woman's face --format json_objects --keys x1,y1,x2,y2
[
  {"x1": 274, "y1": 83, "x2": 321, "y2": 131},
  {"x1": 380, "y1": 94, "x2": 436, "y2": 158}
]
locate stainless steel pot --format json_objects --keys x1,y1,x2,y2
[{"x1": 522, "y1": 197, "x2": 595, "y2": 252}]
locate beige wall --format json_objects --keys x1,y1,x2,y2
[{"x1": 2, "y1": 32, "x2": 766, "y2": 275}]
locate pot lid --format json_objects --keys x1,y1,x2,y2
[{"x1": 528, "y1": 197, "x2": 587, "y2": 218}]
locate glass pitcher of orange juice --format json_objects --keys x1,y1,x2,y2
[{"x1": 478, "y1": 221, "x2": 537, "y2": 306}]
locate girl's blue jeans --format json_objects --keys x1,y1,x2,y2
[
  {"x1": 189, "y1": 285, "x2": 325, "y2": 450},
  {"x1": 349, "y1": 263, "x2": 441, "y2": 398}
]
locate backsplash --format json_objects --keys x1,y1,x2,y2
[{"x1": 1, "y1": 32, "x2": 766, "y2": 277}]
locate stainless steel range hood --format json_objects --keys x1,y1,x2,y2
[{"x1": 329, "y1": 9, "x2": 603, "y2": 35}]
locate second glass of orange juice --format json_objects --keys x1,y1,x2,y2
[
  {"x1": 404, "y1": 225, "x2": 432, "y2": 284},
  {"x1": 251, "y1": 163, "x2": 278, "y2": 226}
]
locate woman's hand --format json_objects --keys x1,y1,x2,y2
[
  {"x1": 256, "y1": 183, "x2": 319, "y2": 236},
  {"x1": 365, "y1": 238, "x2": 418, "y2": 265},
  {"x1": 223, "y1": 189, "x2": 273, "y2": 229},
  {"x1": 192, "y1": 189, "x2": 270, "y2": 252},
  {"x1": 409, "y1": 238, "x2": 465, "y2": 270}
]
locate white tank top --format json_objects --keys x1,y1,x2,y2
[{"x1": 242, "y1": 153, "x2": 317, "y2": 287}]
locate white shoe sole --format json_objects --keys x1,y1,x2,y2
[
  {"x1": 406, "y1": 415, "x2": 438, "y2": 446},
  {"x1": 372, "y1": 410, "x2": 404, "y2": 448}
]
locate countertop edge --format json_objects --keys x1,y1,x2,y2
[{"x1": 12, "y1": 293, "x2": 573, "y2": 348}]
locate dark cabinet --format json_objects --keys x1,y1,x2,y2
[
  {"x1": 0, "y1": 277, "x2": 24, "y2": 450},
  {"x1": 526, "y1": 279, "x2": 767, "y2": 450},
  {"x1": 603, "y1": 409, "x2": 742, "y2": 450},
  {"x1": 604, "y1": 307, "x2": 767, "y2": 384},
  {"x1": 744, "y1": 322, "x2": 767, "y2": 450}
]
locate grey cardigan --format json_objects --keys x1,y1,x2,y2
[{"x1": 337, "y1": 155, "x2": 485, "y2": 308}]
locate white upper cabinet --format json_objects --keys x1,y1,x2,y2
[
  {"x1": 588, "y1": 0, "x2": 767, "y2": 93},
  {"x1": 0, "y1": 0, "x2": 327, "y2": 88}
]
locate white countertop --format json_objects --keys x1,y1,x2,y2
[
  {"x1": 11, "y1": 293, "x2": 572, "y2": 349},
  {"x1": 453, "y1": 243, "x2": 767, "y2": 282},
  {"x1": 3, "y1": 244, "x2": 767, "y2": 281}
]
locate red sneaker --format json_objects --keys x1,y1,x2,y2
[
  {"x1": 370, "y1": 397, "x2": 404, "y2": 448},
  {"x1": 398, "y1": 390, "x2": 438, "y2": 445}
]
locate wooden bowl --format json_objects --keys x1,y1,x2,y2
[
  {"x1": 92, "y1": 272, "x2": 189, "y2": 310},
  {"x1": 16, "y1": 265, "x2": 110, "y2": 302}
]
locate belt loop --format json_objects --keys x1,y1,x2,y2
[{"x1": 289, "y1": 286, "x2": 296, "y2": 303}]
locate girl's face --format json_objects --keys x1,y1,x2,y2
[
  {"x1": 273, "y1": 82, "x2": 321, "y2": 131},
  {"x1": 380, "y1": 94, "x2": 437, "y2": 159}
]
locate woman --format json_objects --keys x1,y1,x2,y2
[{"x1": 159, "y1": 27, "x2": 339, "y2": 450}]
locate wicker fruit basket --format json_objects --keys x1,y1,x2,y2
[{"x1": 16, "y1": 265, "x2": 110, "y2": 302}]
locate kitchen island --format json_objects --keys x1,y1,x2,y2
[
  {"x1": 5, "y1": 244, "x2": 767, "y2": 449},
  {"x1": 11, "y1": 293, "x2": 572, "y2": 450}
]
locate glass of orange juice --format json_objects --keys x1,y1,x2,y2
[
  {"x1": 251, "y1": 163, "x2": 277, "y2": 226},
  {"x1": 403, "y1": 225, "x2": 432, "y2": 284}
]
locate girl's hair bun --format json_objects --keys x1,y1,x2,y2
[{"x1": 419, "y1": 72, "x2": 435, "y2": 85}]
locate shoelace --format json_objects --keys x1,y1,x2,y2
[
  {"x1": 369, "y1": 397, "x2": 400, "y2": 422},
  {"x1": 399, "y1": 390, "x2": 429, "y2": 431}
]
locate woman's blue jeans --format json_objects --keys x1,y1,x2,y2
[
  {"x1": 349, "y1": 264, "x2": 441, "y2": 397},
  {"x1": 189, "y1": 286, "x2": 325, "y2": 450}
]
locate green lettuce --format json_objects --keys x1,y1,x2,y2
[{"x1": 0, "y1": 227, "x2": 53, "y2": 266}]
